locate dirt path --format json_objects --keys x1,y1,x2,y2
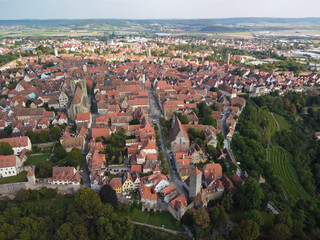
[{"x1": 271, "y1": 113, "x2": 280, "y2": 131}]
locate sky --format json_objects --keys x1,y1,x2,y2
[{"x1": 0, "y1": 0, "x2": 320, "y2": 20}]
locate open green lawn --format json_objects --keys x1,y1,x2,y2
[
  {"x1": 147, "y1": 211, "x2": 184, "y2": 231},
  {"x1": 29, "y1": 196, "x2": 74, "y2": 207},
  {"x1": 24, "y1": 155, "x2": 49, "y2": 167},
  {"x1": 118, "y1": 208, "x2": 149, "y2": 223},
  {"x1": 273, "y1": 114, "x2": 290, "y2": 130},
  {"x1": 118, "y1": 209, "x2": 184, "y2": 232},
  {"x1": 0, "y1": 171, "x2": 27, "y2": 184},
  {"x1": 270, "y1": 146, "x2": 308, "y2": 201}
]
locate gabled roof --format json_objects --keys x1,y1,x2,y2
[{"x1": 170, "y1": 116, "x2": 189, "y2": 142}]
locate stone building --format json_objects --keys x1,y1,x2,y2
[
  {"x1": 189, "y1": 167, "x2": 202, "y2": 199},
  {"x1": 170, "y1": 116, "x2": 190, "y2": 153},
  {"x1": 68, "y1": 78, "x2": 91, "y2": 121}
]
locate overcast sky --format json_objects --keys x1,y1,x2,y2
[{"x1": 0, "y1": 0, "x2": 319, "y2": 20}]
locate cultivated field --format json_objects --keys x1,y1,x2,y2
[
  {"x1": 270, "y1": 146, "x2": 307, "y2": 201},
  {"x1": 273, "y1": 114, "x2": 290, "y2": 130},
  {"x1": 263, "y1": 111, "x2": 279, "y2": 139}
]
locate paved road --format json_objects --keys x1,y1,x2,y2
[
  {"x1": 221, "y1": 103, "x2": 230, "y2": 150},
  {"x1": 148, "y1": 89, "x2": 188, "y2": 198},
  {"x1": 80, "y1": 77, "x2": 98, "y2": 188}
]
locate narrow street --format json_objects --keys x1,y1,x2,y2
[
  {"x1": 221, "y1": 103, "x2": 230, "y2": 150},
  {"x1": 80, "y1": 77, "x2": 98, "y2": 188},
  {"x1": 148, "y1": 89, "x2": 188, "y2": 198}
]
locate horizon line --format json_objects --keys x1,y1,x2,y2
[{"x1": 1, "y1": 17, "x2": 320, "y2": 21}]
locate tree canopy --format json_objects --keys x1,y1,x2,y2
[{"x1": 0, "y1": 142, "x2": 14, "y2": 155}]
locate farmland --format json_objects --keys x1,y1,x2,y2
[
  {"x1": 273, "y1": 114, "x2": 290, "y2": 130},
  {"x1": 263, "y1": 111, "x2": 279, "y2": 139},
  {"x1": 269, "y1": 146, "x2": 307, "y2": 201}
]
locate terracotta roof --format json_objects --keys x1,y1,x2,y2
[
  {"x1": 170, "y1": 116, "x2": 189, "y2": 142},
  {"x1": 75, "y1": 112, "x2": 91, "y2": 121},
  {"x1": 27, "y1": 169, "x2": 34, "y2": 177},
  {"x1": 170, "y1": 194, "x2": 188, "y2": 210},
  {"x1": 0, "y1": 155, "x2": 16, "y2": 168},
  {"x1": 138, "y1": 182, "x2": 157, "y2": 201},
  {"x1": 109, "y1": 177, "x2": 122, "y2": 189},
  {"x1": 50, "y1": 167, "x2": 80, "y2": 183},
  {"x1": 203, "y1": 163, "x2": 222, "y2": 178},
  {"x1": 0, "y1": 136, "x2": 30, "y2": 148}
]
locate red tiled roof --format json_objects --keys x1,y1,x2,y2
[{"x1": 0, "y1": 155, "x2": 16, "y2": 168}]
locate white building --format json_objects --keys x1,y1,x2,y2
[
  {"x1": 0, "y1": 155, "x2": 19, "y2": 178},
  {"x1": 0, "y1": 136, "x2": 32, "y2": 155}
]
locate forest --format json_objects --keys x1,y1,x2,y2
[
  {"x1": 0, "y1": 187, "x2": 185, "y2": 240},
  {"x1": 231, "y1": 91, "x2": 320, "y2": 238}
]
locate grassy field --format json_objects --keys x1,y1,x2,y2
[
  {"x1": 273, "y1": 114, "x2": 290, "y2": 130},
  {"x1": 147, "y1": 211, "x2": 184, "y2": 231},
  {"x1": 24, "y1": 155, "x2": 49, "y2": 167},
  {"x1": 118, "y1": 209, "x2": 184, "y2": 232},
  {"x1": 29, "y1": 196, "x2": 74, "y2": 207},
  {"x1": 263, "y1": 111, "x2": 279, "y2": 139},
  {"x1": 0, "y1": 171, "x2": 27, "y2": 184},
  {"x1": 269, "y1": 146, "x2": 307, "y2": 201}
]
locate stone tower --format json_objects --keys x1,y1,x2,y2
[
  {"x1": 189, "y1": 167, "x2": 202, "y2": 199},
  {"x1": 54, "y1": 48, "x2": 59, "y2": 57},
  {"x1": 27, "y1": 169, "x2": 35, "y2": 185},
  {"x1": 227, "y1": 53, "x2": 231, "y2": 65}
]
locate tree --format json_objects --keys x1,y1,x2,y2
[
  {"x1": 25, "y1": 130, "x2": 38, "y2": 144},
  {"x1": 241, "y1": 177, "x2": 264, "y2": 210},
  {"x1": 74, "y1": 187, "x2": 104, "y2": 217},
  {"x1": 99, "y1": 185, "x2": 118, "y2": 208},
  {"x1": 50, "y1": 127, "x2": 61, "y2": 141},
  {"x1": 0, "y1": 142, "x2": 14, "y2": 155},
  {"x1": 210, "y1": 207, "x2": 221, "y2": 228},
  {"x1": 193, "y1": 208, "x2": 210, "y2": 229},
  {"x1": 118, "y1": 151, "x2": 123, "y2": 164},
  {"x1": 129, "y1": 118, "x2": 140, "y2": 125},
  {"x1": 203, "y1": 115, "x2": 217, "y2": 128},
  {"x1": 245, "y1": 210, "x2": 264, "y2": 228},
  {"x1": 210, "y1": 87, "x2": 219, "y2": 93},
  {"x1": 230, "y1": 220, "x2": 259, "y2": 240},
  {"x1": 221, "y1": 190, "x2": 233, "y2": 212},
  {"x1": 274, "y1": 212, "x2": 293, "y2": 230},
  {"x1": 181, "y1": 209, "x2": 194, "y2": 226},
  {"x1": 54, "y1": 146, "x2": 67, "y2": 160},
  {"x1": 15, "y1": 189, "x2": 30, "y2": 202},
  {"x1": 54, "y1": 223, "x2": 76, "y2": 240},
  {"x1": 4, "y1": 125, "x2": 12, "y2": 136},
  {"x1": 0, "y1": 131, "x2": 8, "y2": 139},
  {"x1": 217, "y1": 133, "x2": 224, "y2": 149},
  {"x1": 269, "y1": 224, "x2": 292, "y2": 240},
  {"x1": 67, "y1": 148, "x2": 83, "y2": 167},
  {"x1": 38, "y1": 130, "x2": 50, "y2": 143},
  {"x1": 174, "y1": 112, "x2": 189, "y2": 124},
  {"x1": 38, "y1": 161, "x2": 53, "y2": 178},
  {"x1": 206, "y1": 145, "x2": 217, "y2": 160}
]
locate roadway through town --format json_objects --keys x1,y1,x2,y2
[
  {"x1": 80, "y1": 75, "x2": 98, "y2": 188},
  {"x1": 148, "y1": 89, "x2": 188, "y2": 198}
]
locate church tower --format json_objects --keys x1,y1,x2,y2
[{"x1": 189, "y1": 167, "x2": 202, "y2": 199}]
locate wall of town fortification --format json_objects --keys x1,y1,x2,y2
[{"x1": 0, "y1": 182, "x2": 82, "y2": 197}]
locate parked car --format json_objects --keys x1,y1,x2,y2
[{"x1": 125, "y1": 195, "x2": 132, "y2": 199}]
